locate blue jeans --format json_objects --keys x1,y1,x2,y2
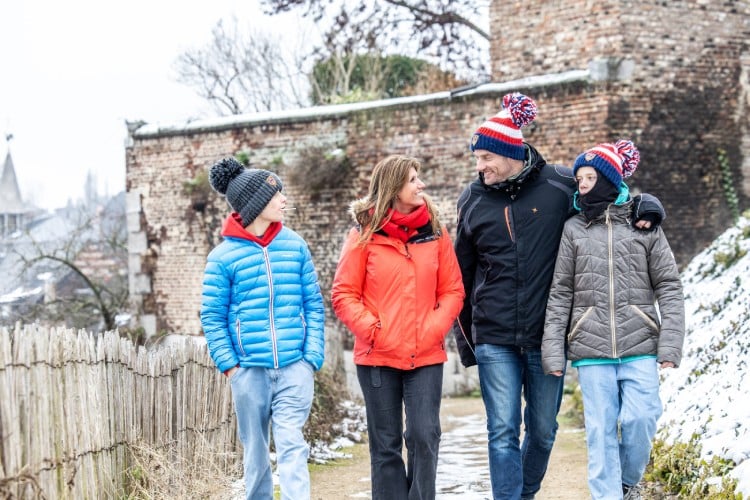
[
  {"x1": 475, "y1": 344, "x2": 564, "y2": 500},
  {"x1": 230, "y1": 360, "x2": 314, "y2": 500},
  {"x1": 357, "y1": 363, "x2": 443, "y2": 500},
  {"x1": 578, "y1": 359, "x2": 662, "y2": 499}
]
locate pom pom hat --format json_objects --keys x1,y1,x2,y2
[
  {"x1": 470, "y1": 92, "x2": 538, "y2": 160},
  {"x1": 209, "y1": 157, "x2": 283, "y2": 226},
  {"x1": 573, "y1": 139, "x2": 640, "y2": 188}
]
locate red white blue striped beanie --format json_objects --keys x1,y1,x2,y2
[
  {"x1": 470, "y1": 92, "x2": 537, "y2": 160},
  {"x1": 573, "y1": 139, "x2": 640, "y2": 187}
]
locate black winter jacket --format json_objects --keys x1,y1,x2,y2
[
  {"x1": 453, "y1": 144, "x2": 575, "y2": 366},
  {"x1": 453, "y1": 144, "x2": 665, "y2": 367}
]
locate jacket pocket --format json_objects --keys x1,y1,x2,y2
[
  {"x1": 236, "y1": 318, "x2": 247, "y2": 356},
  {"x1": 630, "y1": 305, "x2": 659, "y2": 332},
  {"x1": 372, "y1": 317, "x2": 400, "y2": 354},
  {"x1": 568, "y1": 306, "x2": 594, "y2": 342},
  {"x1": 300, "y1": 313, "x2": 307, "y2": 342}
]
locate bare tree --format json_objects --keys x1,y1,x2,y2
[
  {"x1": 261, "y1": 0, "x2": 491, "y2": 81},
  {"x1": 9, "y1": 201, "x2": 129, "y2": 333},
  {"x1": 173, "y1": 16, "x2": 310, "y2": 115}
]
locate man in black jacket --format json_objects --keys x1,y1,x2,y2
[{"x1": 453, "y1": 92, "x2": 661, "y2": 500}]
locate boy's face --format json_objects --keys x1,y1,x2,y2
[
  {"x1": 257, "y1": 191, "x2": 287, "y2": 223},
  {"x1": 575, "y1": 166, "x2": 598, "y2": 195}
]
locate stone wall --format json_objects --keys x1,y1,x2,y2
[
  {"x1": 490, "y1": 1, "x2": 749, "y2": 88},
  {"x1": 125, "y1": 1, "x2": 750, "y2": 361},
  {"x1": 490, "y1": 0, "x2": 750, "y2": 236},
  {"x1": 125, "y1": 74, "x2": 610, "y2": 345}
]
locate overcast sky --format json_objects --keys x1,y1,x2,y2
[{"x1": 0, "y1": 0, "x2": 306, "y2": 210}]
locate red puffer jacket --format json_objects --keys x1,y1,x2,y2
[{"x1": 332, "y1": 225, "x2": 464, "y2": 370}]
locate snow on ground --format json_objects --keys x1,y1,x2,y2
[{"x1": 659, "y1": 212, "x2": 750, "y2": 495}]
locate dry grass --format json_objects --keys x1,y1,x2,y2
[
  {"x1": 122, "y1": 438, "x2": 242, "y2": 499},
  {"x1": 120, "y1": 368, "x2": 352, "y2": 499}
]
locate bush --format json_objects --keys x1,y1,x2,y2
[
  {"x1": 561, "y1": 380, "x2": 585, "y2": 428},
  {"x1": 305, "y1": 368, "x2": 352, "y2": 444},
  {"x1": 644, "y1": 435, "x2": 742, "y2": 499},
  {"x1": 288, "y1": 145, "x2": 352, "y2": 200}
]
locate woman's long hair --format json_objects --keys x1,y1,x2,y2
[{"x1": 352, "y1": 155, "x2": 441, "y2": 244}]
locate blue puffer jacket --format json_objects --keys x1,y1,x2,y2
[{"x1": 201, "y1": 215, "x2": 325, "y2": 373}]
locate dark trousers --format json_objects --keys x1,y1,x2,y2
[{"x1": 357, "y1": 363, "x2": 444, "y2": 500}]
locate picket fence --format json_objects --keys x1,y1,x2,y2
[{"x1": 0, "y1": 324, "x2": 238, "y2": 499}]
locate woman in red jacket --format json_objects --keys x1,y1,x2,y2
[{"x1": 331, "y1": 154, "x2": 464, "y2": 500}]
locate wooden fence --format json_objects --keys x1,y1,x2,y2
[{"x1": 0, "y1": 324, "x2": 238, "y2": 499}]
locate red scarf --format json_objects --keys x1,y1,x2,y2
[{"x1": 380, "y1": 205, "x2": 430, "y2": 243}]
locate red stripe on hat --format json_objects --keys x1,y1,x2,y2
[
  {"x1": 476, "y1": 116, "x2": 524, "y2": 146},
  {"x1": 589, "y1": 144, "x2": 623, "y2": 174}
]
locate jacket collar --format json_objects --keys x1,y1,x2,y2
[
  {"x1": 479, "y1": 143, "x2": 545, "y2": 197},
  {"x1": 221, "y1": 213, "x2": 282, "y2": 246},
  {"x1": 586, "y1": 200, "x2": 633, "y2": 225}
]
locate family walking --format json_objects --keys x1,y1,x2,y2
[{"x1": 199, "y1": 92, "x2": 685, "y2": 500}]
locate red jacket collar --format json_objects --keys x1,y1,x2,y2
[{"x1": 221, "y1": 213, "x2": 282, "y2": 247}]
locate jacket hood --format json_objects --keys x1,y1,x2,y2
[{"x1": 349, "y1": 197, "x2": 370, "y2": 226}]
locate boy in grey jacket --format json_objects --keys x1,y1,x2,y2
[{"x1": 542, "y1": 140, "x2": 684, "y2": 500}]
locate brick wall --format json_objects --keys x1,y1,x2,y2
[
  {"x1": 125, "y1": 0, "x2": 750, "y2": 345},
  {"x1": 490, "y1": 0, "x2": 750, "y2": 230},
  {"x1": 489, "y1": 1, "x2": 749, "y2": 87},
  {"x1": 125, "y1": 77, "x2": 600, "y2": 338}
]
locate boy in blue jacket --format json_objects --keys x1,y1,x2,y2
[{"x1": 200, "y1": 157, "x2": 325, "y2": 500}]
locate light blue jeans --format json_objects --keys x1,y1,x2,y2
[
  {"x1": 577, "y1": 358, "x2": 662, "y2": 500},
  {"x1": 230, "y1": 360, "x2": 314, "y2": 500},
  {"x1": 475, "y1": 344, "x2": 564, "y2": 500}
]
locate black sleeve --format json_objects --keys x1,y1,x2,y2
[
  {"x1": 453, "y1": 188, "x2": 478, "y2": 367},
  {"x1": 632, "y1": 192, "x2": 666, "y2": 231}
]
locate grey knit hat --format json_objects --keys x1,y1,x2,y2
[{"x1": 209, "y1": 157, "x2": 283, "y2": 226}]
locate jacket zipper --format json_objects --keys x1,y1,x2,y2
[
  {"x1": 606, "y1": 209, "x2": 617, "y2": 358},
  {"x1": 262, "y1": 246, "x2": 279, "y2": 368},
  {"x1": 457, "y1": 318, "x2": 475, "y2": 357},
  {"x1": 504, "y1": 206, "x2": 515, "y2": 242}
]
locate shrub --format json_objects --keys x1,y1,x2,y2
[
  {"x1": 288, "y1": 145, "x2": 352, "y2": 200},
  {"x1": 644, "y1": 435, "x2": 742, "y2": 499},
  {"x1": 718, "y1": 149, "x2": 740, "y2": 224}
]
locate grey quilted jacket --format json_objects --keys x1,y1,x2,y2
[{"x1": 541, "y1": 201, "x2": 684, "y2": 374}]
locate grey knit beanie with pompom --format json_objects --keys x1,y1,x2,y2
[{"x1": 209, "y1": 157, "x2": 283, "y2": 226}]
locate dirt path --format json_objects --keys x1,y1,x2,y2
[{"x1": 310, "y1": 396, "x2": 589, "y2": 499}]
